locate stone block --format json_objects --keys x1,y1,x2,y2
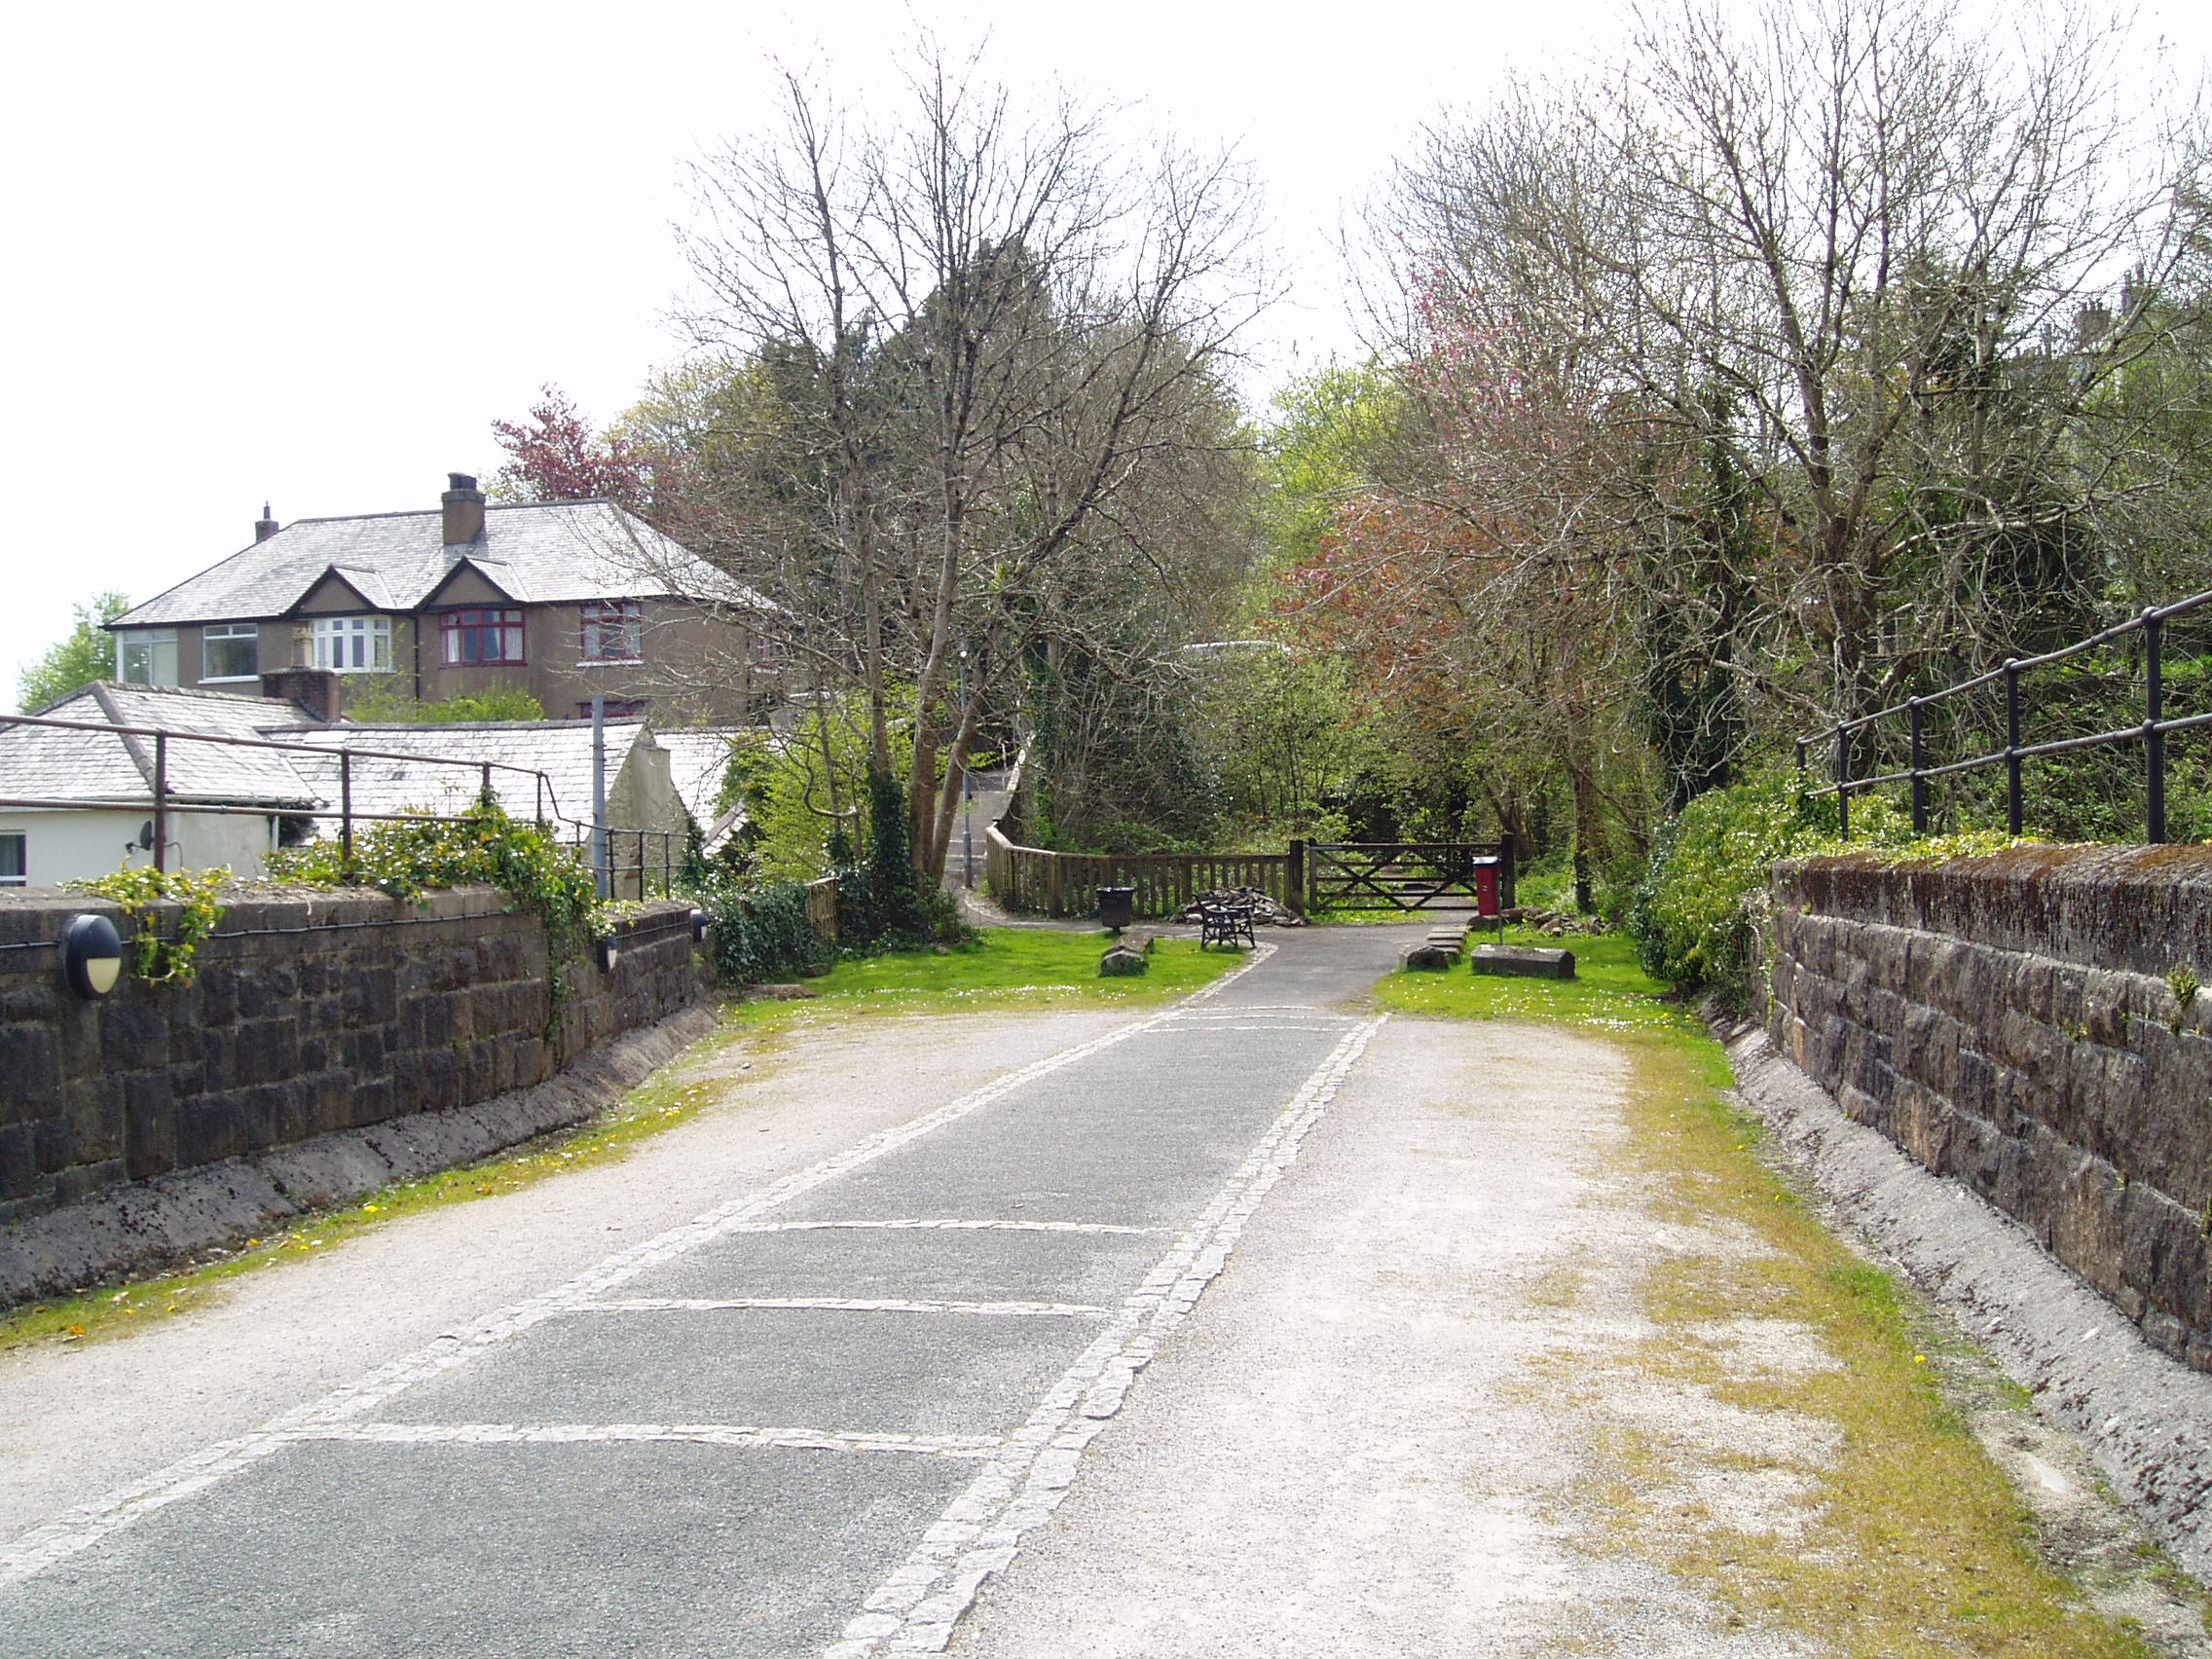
[
  {"x1": 0, "y1": 1121, "x2": 40, "y2": 1200},
  {"x1": 0, "y1": 1023, "x2": 59, "y2": 1112},
  {"x1": 1400, "y1": 942, "x2": 1457, "y2": 972},
  {"x1": 342, "y1": 964, "x2": 397, "y2": 1029},
  {"x1": 95, "y1": 999, "x2": 168, "y2": 1072},
  {"x1": 1470, "y1": 945, "x2": 1574, "y2": 978},
  {"x1": 1098, "y1": 945, "x2": 1149, "y2": 977}
]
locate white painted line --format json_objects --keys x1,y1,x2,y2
[
  {"x1": 0, "y1": 943, "x2": 1279, "y2": 1590},
  {"x1": 826, "y1": 1014, "x2": 1387, "y2": 1657},
  {"x1": 291, "y1": 1422, "x2": 1007, "y2": 1458},
  {"x1": 559, "y1": 1298, "x2": 1109, "y2": 1318},
  {"x1": 723, "y1": 1219, "x2": 1161, "y2": 1235}
]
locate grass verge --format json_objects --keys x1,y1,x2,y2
[
  {"x1": 0, "y1": 927, "x2": 1242, "y2": 1354},
  {"x1": 1394, "y1": 929, "x2": 2173, "y2": 1657}
]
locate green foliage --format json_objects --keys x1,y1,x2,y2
[
  {"x1": 1261, "y1": 365, "x2": 1398, "y2": 568},
  {"x1": 832, "y1": 773, "x2": 965, "y2": 947},
  {"x1": 340, "y1": 681, "x2": 547, "y2": 723},
  {"x1": 20, "y1": 591, "x2": 130, "y2": 713},
  {"x1": 66, "y1": 865, "x2": 229, "y2": 985},
  {"x1": 1627, "y1": 766, "x2": 2039, "y2": 999},
  {"x1": 1626, "y1": 767, "x2": 1843, "y2": 995},
  {"x1": 729, "y1": 693, "x2": 908, "y2": 883},
  {"x1": 267, "y1": 796, "x2": 600, "y2": 961},
  {"x1": 692, "y1": 878, "x2": 833, "y2": 984},
  {"x1": 1193, "y1": 648, "x2": 1362, "y2": 836}
]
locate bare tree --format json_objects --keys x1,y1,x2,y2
[
  {"x1": 668, "y1": 44, "x2": 1267, "y2": 876},
  {"x1": 1372, "y1": 0, "x2": 2210, "y2": 739}
]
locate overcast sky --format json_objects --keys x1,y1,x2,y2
[{"x1": 5, "y1": 0, "x2": 2208, "y2": 708}]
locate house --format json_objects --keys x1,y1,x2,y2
[
  {"x1": 0, "y1": 684, "x2": 696, "y2": 889},
  {"x1": 105, "y1": 474, "x2": 776, "y2": 725},
  {"x1": 0, "y1": 683, "x2": 321, "y2": 887}
]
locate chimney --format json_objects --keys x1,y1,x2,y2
[
  {"x1": 260, "y1": 666, "x2": 342, "y2": 723},
  {"x1": 441, "y1": 471, "x2": 486, "y2": 547},
  {"x1": 254, "y1": 502, "x2": 280, "y2": 542}
]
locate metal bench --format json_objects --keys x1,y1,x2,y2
[{"x1": 1197, "y1": 900, "x2": 1257, "y2": 949}]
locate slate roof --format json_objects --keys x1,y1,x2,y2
[
  {"x1": 0, "y1": 683, "x2": 323, "y2": 807},
  {"x1": 112, "y1": 499, "x2": 763, "y2": 629},
  {"x1": 655, "y1": 729, "x2": 743, "y2": 825},
  {"x1": 281, "y1": 720, "x2": 649, "y2": 832}
]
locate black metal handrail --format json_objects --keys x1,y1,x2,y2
[{"x1": 1795, "y1": 587, "x2": 2212, "y2": 841}]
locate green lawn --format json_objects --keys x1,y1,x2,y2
[
  {"x1": 1376, "y1": 925, "x2": 1699, "y2": 1033},
  {"x1": 730, "y1": 926, "x2": 1241, "y2": 1023}
]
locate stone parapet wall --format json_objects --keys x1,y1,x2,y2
[
  {"x1": 1769, "y1": 847, "x2": 2212, "y2": 1372},
  {"x1": 0, "y1": 886, "x2": 707, "y2": 1225}
]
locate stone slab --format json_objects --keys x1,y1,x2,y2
[{"x1": 1470, "y1": 944, "x2": 1576, "y2": 979}]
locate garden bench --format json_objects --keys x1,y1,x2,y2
[{"x1": 1198, "y1": 900, "x2": 1257, "y2": 949}]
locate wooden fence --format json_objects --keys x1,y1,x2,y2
[{"x1": 984, "y1": 827, "x2": 1299, "y2": 919}]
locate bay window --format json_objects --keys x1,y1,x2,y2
[{"x1": 313, "y1": 615, "x2": 392, "y2": 672}]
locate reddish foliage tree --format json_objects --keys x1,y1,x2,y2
[{"x1": 490, "y1": 386, "x2": 650, "y2": 505}]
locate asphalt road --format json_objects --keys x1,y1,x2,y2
[{"x1": 0, "y1": 927, "x2": 1422, "y2": 1658}]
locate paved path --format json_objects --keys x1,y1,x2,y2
[{"x1": 0, "y1": 928, "x2": 1423, "y2": 1658}]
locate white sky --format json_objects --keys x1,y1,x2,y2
[{"x1": 4, "y1": 0, "x2": 2208, "y2": 707}]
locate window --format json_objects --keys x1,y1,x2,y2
[
  {"x1": 580, "y1": 600, "x2": 643, "y2": 663},
  {"x1": 578, "y1": 698, "x2": 650, "y2": 719},
  {"x1": 117, "y1": 630, "x2": 178, "y2": 685},
  {"x1": 202, "y1": 623, "x2": 259, "y2": 682},
  {"x1": 442, "y1": 607, "x2": 525, "y2": 666},
  {"x1": 0, "y1": 832, "x2": 23, "y2": 886},
  {"x1": 313, "y1": 615, "x2": 392, "y2": 673}
]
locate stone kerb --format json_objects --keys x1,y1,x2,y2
[
  {"x1": 1769, "y1": 848, "x2": 2212, "y2": 1373},
  {"x1": 0, "y1": 886, "x2": 706, "y2": 1229}
]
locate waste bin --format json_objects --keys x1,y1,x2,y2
[{"x1": 1096, "y1": 885, "x2": 1135, "y2": 932}]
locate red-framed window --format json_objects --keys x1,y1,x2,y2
[
  {"x1": 580, "y1": 600, "x2": 643, "y2": 662},
  {"x1": 442, "y1": 607, "x2": 525, "y2": 666}
]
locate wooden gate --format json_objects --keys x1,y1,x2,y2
[{"x1": 1306, "y1": 841, "x2": 1515, "y2": 912}]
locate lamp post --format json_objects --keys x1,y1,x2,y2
[{"x1": 959, "y1": 645, "x2": 975, "y2": 888}]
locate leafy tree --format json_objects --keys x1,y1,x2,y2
[
  {"x1": 19, "y1": 591, "x2": 130, "y2": 712},
  {"x1": 490, "y1": 385, "x2": 651, "y2": 505},
  {"x1": 340, "y1": 681, "x2": 547, "y2": 723}
]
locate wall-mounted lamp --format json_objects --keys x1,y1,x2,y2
[
  {"x1": 594, "y1": 936, "x2": 620, "y2": 974},
  {"x1": 63, "y1": 914, "x2": 125, "y2": 999},
  {"x1": 689, "y1": 908, "x2": 710, "y2": 943}
]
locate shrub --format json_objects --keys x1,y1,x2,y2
[
  {"x1": 1626, "y1": 767, "x2": 1845, "y2": 997},
  {"x1": 694, "y1": 878, "x2": 833, "y2": 984}
]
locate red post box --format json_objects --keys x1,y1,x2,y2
[{"x1": 1474, "y1": 859, "x2": 1501, "y2": 918}]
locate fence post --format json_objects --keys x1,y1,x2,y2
[
  {"x1": 2005, "y1": 660, "x2": 2024, "y2": 837},
  {"x1": 1287, "y1": 839, "x2": 1306, "y2": 914},
  {"x1": 339, "y1": 751, "x2": 353, "y2": 877},
  {"x1": 152, "y1": 732, "x2": 169, "y2": 872},
  {"x1": 1908, "y1": 697, "x2": 1928, "y2": 835},
  {"x1": 480, "y1": 762, "x2": 493, "y2": 802},
  {"x1": 1835, "y1": 724, "x2": 1851, "y2": 841},
  {"x1": 2146, "y1": 608, "x2": 2167, "y2": 844}
]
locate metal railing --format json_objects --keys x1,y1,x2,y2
[
  {"x1": 1796, "y1": 589, "x2": 2212, "y2": 841},
  {"x1": 0, "y1": 711, "x2": 682, "y2": 894}
]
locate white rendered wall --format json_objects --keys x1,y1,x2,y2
[{"x1": 0, "y1": 809, "x2": 277, "y2": 888}]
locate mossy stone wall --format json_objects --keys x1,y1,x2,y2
[
  {"x1": 1770, "y1": 846, "x2": 2212, "y2": 1373},
  {"x1": 0, "y1": 887, "x2": 706, "y2": 1226}
]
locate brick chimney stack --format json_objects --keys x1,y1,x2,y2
[
  {"x1": 254, "y1": 503, "x2": 279, "y2": 542},
  {"x1": 441, "y1": 472, "x2": 486, "y2": 547}
]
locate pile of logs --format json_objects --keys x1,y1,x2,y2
[{"x1": 1173, "y1": 887, "x2": 1309, "y2": 927}]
